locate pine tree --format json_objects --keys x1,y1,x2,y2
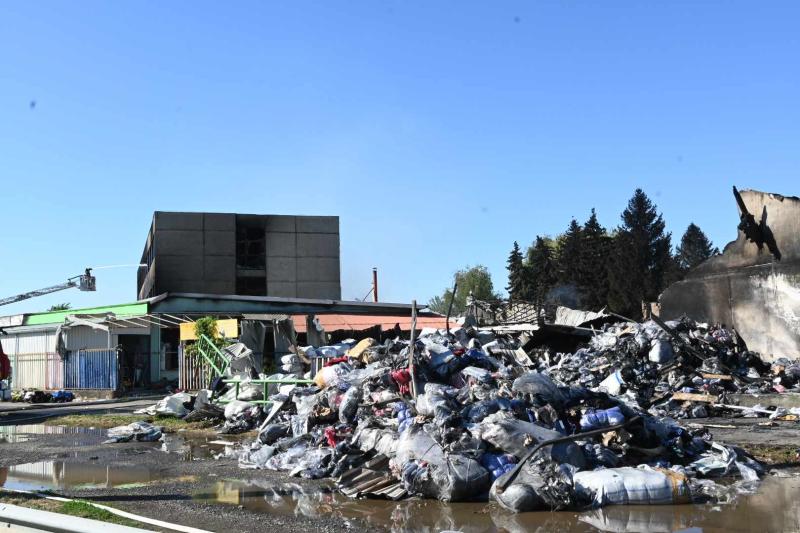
[
  {"x1": 555, "y1": 219, "x2": 583, "y2": 285},
  {"x1": 578, "y1": 208, "x2": 611, "y2": 310},
  {"x1": 606, "y1": 189, "x2": 672, "y2": 319},
  {"x1": 676, "y1": 223, "x2": 717, "y2": 272},
  {"x1": 506, "y1": 241, "x2": 526, "y2": 299},
  {"x1": 527, "y1": 236, "x2": 557, "y2": 310}
]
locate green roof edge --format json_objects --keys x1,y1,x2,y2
[{"x1": 24, "y1": 301, "x2": 149, "y2": 326}]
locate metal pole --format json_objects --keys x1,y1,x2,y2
[
  {"x1": 408, "y1": 300, "x2": 418, "y2": 399},
  {"x1": 445, "y1": 280, "x2": 458, "y2": 335},
  {"x1": 372, "y1": 268, "x2": 379, "y2": 302}
]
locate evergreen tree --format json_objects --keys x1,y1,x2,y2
[
  {"x1": 527, "y1": 236, "x2": 557, "y2": 310},
  {"x1": 555, "y1": 219, "x2": 583, "y2": 285},
  {"x1": 606, "y1": 189, "x2": 672, "y2": 319},
  {"x1": 506, "y1": 241, "x2": 526, "y2": 299},
  {"x1": 676, "y1": 223, "x2": 717, "y2": 272},
  {"x1": 578, "y1": 208, "x2": 611, "y2": 310}
]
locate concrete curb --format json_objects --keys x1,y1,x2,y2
[{"x1": 0, "y1": 502, "x2": 153, "y2": 533}]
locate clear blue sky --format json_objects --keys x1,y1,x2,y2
[{"x1": 1, "y1": 1, "x2": 799, "y2": 315}]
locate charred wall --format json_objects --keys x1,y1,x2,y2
[{"x1": 660, "y1": 189, "x2": 800, "y2": 361}]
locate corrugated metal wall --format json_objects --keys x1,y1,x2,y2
[
  {"x1": 12, "y1": 353, "x2": 68, "y2": 390},
  {"x1": 48, "y1": 353, "x2": 65, "y2": 389},
  {"x1": 0, "y1": 335, "x2": 16, "y2": 354},
  {"x1": 2, "y1": 329, "x2": 56, "y2": 355},
  {"x1": 64, "y1": 349, "x2": 118, "y2": 390},
  {"x1": 2, "y1": 326, "x2": 117, "y2": 390},
  {"x1": 13, "y1": 353, "x2": 48, "y2": 389},
  {"x1": 64, "y1": 326, "x2": 111, "y2": 351}
]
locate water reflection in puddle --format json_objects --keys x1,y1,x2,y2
[
  {"x1": 195, "y1": 475, "x2": 800, "y2": 533},
  {"x1": 0, "y1": 424, "x2": 106, "y2": 446},
  {"x1": 160, "y1": 434, "x2": 240, "y2": 461},
  {"x1": 0, "y1": 424, "x2": 240, "y2": 462},
  {"x1": 0, "y1": 461, "x2": 156, "y2": 492}
]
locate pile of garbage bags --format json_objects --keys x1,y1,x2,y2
[{"x1": 225, "y1": 321, "x2": 770, "y2": 512}]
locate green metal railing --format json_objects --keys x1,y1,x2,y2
[
  {"x1": 194, "y1": 334, "x2": 313, "y2": 404},
  {"x1": 195, "y1": 334, "x2": 230, "y2": 377},
  {"x1": 219, "y1": 378, "x2": 314, "y2": 405}
]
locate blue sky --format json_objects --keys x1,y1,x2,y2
[{"x1": 1, "y1": 1, "x2": 799, "y2": 314}]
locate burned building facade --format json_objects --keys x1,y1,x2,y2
[
  {"x1": 660, "y1": 189, "x2": 800, "y2": 361},
  {"x1": 137, "y1": 212, "x2": 341, "y2": 300}
]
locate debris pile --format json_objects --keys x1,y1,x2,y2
[
  {"x1": 536, "y1": 316, "x2": 799, "y2": 420},
  {"x1": 211, "y1": 322, "x2": 772, "y2": 512},
  {"x1": 113, "y1": 312, "x2": 799, "y2": 512}
]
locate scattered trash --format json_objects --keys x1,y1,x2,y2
[
  {"x1": 104, "y1": 422, "x2": 163, "y2": 443},
  {"x1": 135, "y1": 391, "x2": 193, "y2": 417}
]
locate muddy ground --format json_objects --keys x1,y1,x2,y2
[
  {"x1": 2, "y1": 416, "x2": 800, "y2": 533},
  {"x1": 0, "y1": 427, "x2": 377, "y2": 533}
]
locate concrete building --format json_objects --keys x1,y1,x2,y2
[{"x1": 137, "y1": 212, "x2": 341, "y2": 300}]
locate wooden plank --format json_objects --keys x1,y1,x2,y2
[
  {"x1": 672, "y1": 392, "x2": 715, "y2": 403},
  {"x1": 700, "y1": 373, "x2": 732, "y2": 381},
  {"x1": 409, "y1": 300, "x2": 418, "y2": 399}
]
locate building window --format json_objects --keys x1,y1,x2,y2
[{"x1": 236, "y1": 225, "x2": 266, "y2": 269}]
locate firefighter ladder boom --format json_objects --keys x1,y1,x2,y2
[{"x1": 0, "y1": 269, "x2": 96, "y2": 307}]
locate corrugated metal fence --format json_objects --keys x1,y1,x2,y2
[
  {"x1": 12, "y1": 353, "x2": 64, "y2": 390},
  {"x1": 13, "y1": 353, "x2": 48, "y2": 390},
  {"x1": 179, "y1": 345, "x2": 212, "y2": 391},
  {"x1": 64, "y1": 350, "x2": 118, "y2": 390}
]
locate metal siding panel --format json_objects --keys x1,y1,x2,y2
[
  {"x1": 15, "y1": 331, "x2": 55, "y2": 354},
  {"x1": 13, "y1": 353, "x2": 48, "y2": 389},
  {"x1": 48, "y1": 354, "x2": 65, "y2": 389},
  {"x1": 65, "y1": 326, "x2": 110, "y2": 351},
  {"x1": 0, "y1": 335, "x2": 16, "y2": 354}
]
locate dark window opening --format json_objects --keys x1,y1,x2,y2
[
  {"x1": 236, "y1": 225, "x2": 266, "y2": 269},
  {"x1": 237, "y1": 276, "x2": 266, "y2": 296}
]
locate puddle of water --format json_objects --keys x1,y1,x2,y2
[
  {"x1": 0, "y1": 424, "x2": 106, "y2": 446},
  {"x1": 0, "y1": 461, "x2": 156, "y2": 492},
  {"x1": 194, "y1": 475, "x2": 800, "y2": 533},
  {"x1": 160, "y1": 433, "x2": 241, "y2": 461},
  {"x1": 1, "y1": 424, "x2": 241, "y2": 463}
]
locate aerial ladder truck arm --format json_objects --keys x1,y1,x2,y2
[{"x1": 0, "y1": 268, "x2": 96, "y2": 307}]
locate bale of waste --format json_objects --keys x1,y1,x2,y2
[{"x1": 572, "y1": 466, "x2": 691, "y2": 507}]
